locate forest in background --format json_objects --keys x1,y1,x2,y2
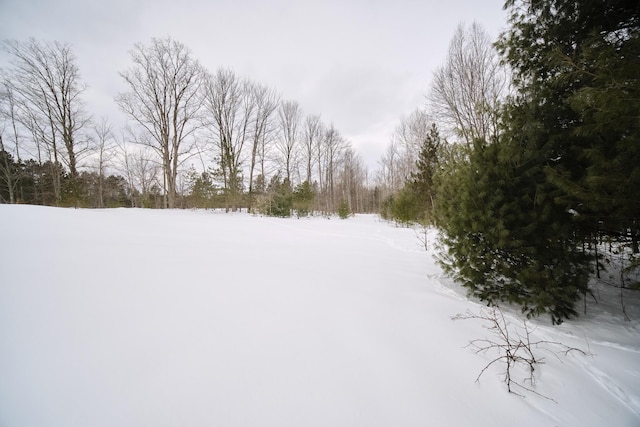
[{"x1": 0, "y1": 38, "x2": 375, "y2": 215}]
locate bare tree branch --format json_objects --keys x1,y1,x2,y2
[
  {"x1": 453, "y1": 306, "x2": 587, "y2": 401},
  {"x1": 116, "y1": 37, "x2": 205, "y2": 208},
  {"x1": 428, "y1": 22, "x2": 507, "y2": 146}
]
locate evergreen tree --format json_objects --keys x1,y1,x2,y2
[
  {"x1": 263, "y1": 174, "x2": 292, "y2": 217},
  {"x1": 437, "y1": 137, "x2": 590, "y2": 323},
  {"x1": 406, "y1": 123, "x2": 443, "y2": 224},
  {"x1": 292, "y1": 180, "x2": 315, "y2": 217},
  {"x1": 385, "y1": 123, "x2": 443, "y2": 226},
  {"x1": 338, "y1": 198, "x2": 350, "y2": 219},
  {"x1": 436, "y1": 0, "x2": 640, "y2": 323},
  {"x1": 186, "y1": 170, "x2": 217, "y2": 209},
  {"x1": 497, "y1": 0, "x2": 640, "y2": 241},
  {"x1": 391, "y1": 187, "x2": 421, "y2": 225},
  {"x1": 379, "y1": 195, "x2": 395, "y2": 221}
]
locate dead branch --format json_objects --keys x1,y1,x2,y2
[{"x1": 453, "y1": 306, "x2": 587, "y2": 401}]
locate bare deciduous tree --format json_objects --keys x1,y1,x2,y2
[
  {"x1": 395, "y1": 109, "x2": 432, "y2": 178},
  {"x1": 314, "y1": 120, "x2": 327, "y2": 196},
  {"x1": 115, "y1": 130, "x2": 161, "y2": 208},
  {"x1": 337, "y1": 147, "x2": 368, "y2": 214},
  {"x1": 302, "y1": 114, "x2": 322, "y2": 184},
  {"x1": 428, "y1": 22, "x2": 507, "y2": 146},
  {"x1": 116, "y1": 37, "x2": 205, "y2": 208},
  {"x1": 376, "y1": 138, "x2": 402, "y2": 195},
  {"x1": 247, "y1": 83, "x2": 279, "y2": 211},
  {"x1": 320, "y1": 123, "x2": 347, "y2": 212},
  {"x1": 0, "y1": 80, "x2": 22, "y2": 203},
  {"x1": 90, "y1": 117, "x2": 116, "y2": 208},
  {"x1": 3, "y1": 38, "x2": 89, "y2": 203},
  {"x1": 0, "y1": 79, "x2": 22, "y2": 162},
  {"x1": 276, "y1": 100, "x2": 301, "y2": 184},
  {"x1": 203, "y1": 68, "x2": 256, "y2": 210},
  {"x1": 379, "y1": 108, "x2": 433, "y2": 193}
]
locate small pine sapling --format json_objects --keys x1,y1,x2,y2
[{"x1": 338, "y1": 198, "x2": 350, "y2": 219}]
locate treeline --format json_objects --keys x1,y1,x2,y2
[
  {"x1": 0, "y1": 150, "x2": 131, "y2": 207},
  {"x1": 0, "y1": 38, "x2": 379, "y2": 215},
  {"x1": 376, "y1": 0, "x2": 639, "y2": 323},
  {"x1": 0, "y1": 146, "x2": 378, "y2": 215}
]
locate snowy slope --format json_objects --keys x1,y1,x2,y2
[{"x1": 0, "y1": 205, "x2": 638, "y2": 426}]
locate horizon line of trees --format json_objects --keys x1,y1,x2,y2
[{"x1": 0, "y1": 37, "x2": 379, "y2": 215}]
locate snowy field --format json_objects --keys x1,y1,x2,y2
[{"x1": 0, "y1": 205, "x2": 639, "y2": 426}]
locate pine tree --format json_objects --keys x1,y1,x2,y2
[
  {"x1": 434, "y1": 0, "x2": 639, "y2": 322},
  {"x1": 497, "y1": 0, "x2": 640, "y2": 242},
  {"x1": 264, "y1": 174, "x2": 292, "y2": 217},
  {"x1": 292, "y1": 180, "x2": 315, "y2": 217},
  {"x1": 436, "y1": 135, "x2": 590, "y2": 323},
  {"x1": 338, "y1": 198, "x2": 350, "y2": 219},
  {"x1": 407, "y1": 123, "x2": 443, "y2": 224},
  {"x1": 386, "y1": 123, "x2": 444, "y2": 225},
  {"x1": 391, "y1": 187, "x2": 420, "y2": 225}
]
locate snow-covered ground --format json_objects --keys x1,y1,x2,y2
[{"x1": 0, "y1": 205, "x2": 638, "y2": 426}]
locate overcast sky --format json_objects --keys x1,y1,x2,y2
[{"x1": 0, "y1": 0, "x2": 507, "y2": 169}]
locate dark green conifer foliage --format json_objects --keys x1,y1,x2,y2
[
  {"x1": 338, "y1": 198, "x2": 350, "y2": 219},
  {"x1": 264, "y1": 175, "x2": 292, "y2": 217},
  {"x1": 292, "y1": 180, "x2": 315, "y2": 217},
  {"x1": 437, "y1": 137, "x2": 590, "y2": 323},
  {"x1": 187, "y1": 171, "x2": 217, "y2": 209},
  {"x1": 378, "y1": 195, "x2": 394, "y2": 221},
  {"x1": 407, "y1": 123, "x2": 443, "y2": 224},
  {"x1": 497, "y1": 0, "x2": 640, "y2": 239},
  {"x1": 386, "y1": 123, "x2": 443, "y2": 225},
  {"x1": 437, "y1": 0, "x2": 639, "y2": 323},
  {"x1": 391, "y1": 188, "x2": 421, "y2": 225}
]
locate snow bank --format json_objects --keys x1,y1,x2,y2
[{"x1": 0, "y1": 205, "x2": 638, "y2": 426}]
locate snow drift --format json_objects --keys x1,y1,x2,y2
[{"x1": 0, "y1": 205, "x2": 638, "y2": 426}]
